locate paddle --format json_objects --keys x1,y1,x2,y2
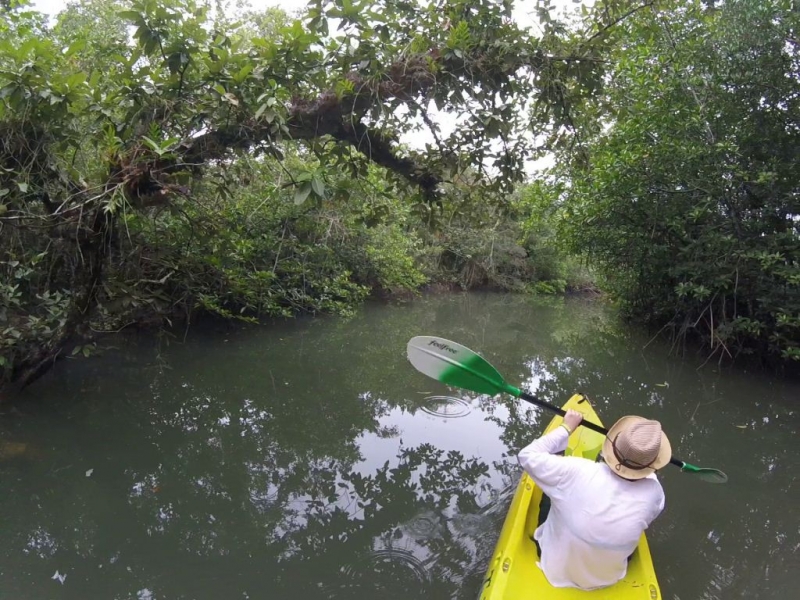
[{"x1": 407, "y1": 335, "x2": 728, "y2": 484}]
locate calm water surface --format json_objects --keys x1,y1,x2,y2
[{"x1": 1, "y1": 293, "x2": 798, "y2": 599}]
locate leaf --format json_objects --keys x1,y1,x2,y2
[
  {"x1": 735, "y1": 425, "x2": 747, "y2": 429},
  {"x1": 64, "y1": 39, "x2": 87, "y2": 57},
  {"x1": 16, "y1": 182, "x2": 28, "y2": 193},
  {"x1": 161, "y1": 136, "x2": 181, "y2": 150},
  {"x1": 294, "y1": 183, "x2": 312, "y2": 205},
  {"x1": 233, "y1": 64, "x2": 253, "y2": 83},
  {"x1": 117, "y1": 10, "x2": 143, "y2": 21},
  {"x1": 311, "y1": 177, "x2": 325, "y2": 197},
  {"x1": 167, "y1": 52, "x2": 185, "y2": 74},
  {"x1": 66, "y1": 72, "x2": 87, "y2": 88},
  {"x1": 141, "y1": 136, "x2": 162, "y2": 154},
  {"x1": 85, "y1": 468, "x2": 94, "y2": 477}
]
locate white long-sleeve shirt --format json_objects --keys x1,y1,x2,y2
[{"x1": 517, "y1": 427, "x2": 665, "y2": 590}]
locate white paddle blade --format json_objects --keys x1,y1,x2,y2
[{"x1": 406, "y1": 336, "x2": 506, "y2": 396}]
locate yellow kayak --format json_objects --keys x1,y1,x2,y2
[{"x1": 479, "y1": 393, "x2": 661, "y2": 600}]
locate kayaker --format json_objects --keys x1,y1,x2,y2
[{"x1": 517, "y1": 409, "x2": 670, "y2": 591}]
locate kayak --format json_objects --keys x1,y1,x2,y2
[{"x1": 479, "y1": 393, "x2": 662, "y2": 600}]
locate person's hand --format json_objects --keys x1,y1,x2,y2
[{"x1": 563, "y1": 409, "x2": 583, "y2": 433}]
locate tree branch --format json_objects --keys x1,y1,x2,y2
[{"x1": 178, "y1": 54, "x2": 444, "y2": 199}]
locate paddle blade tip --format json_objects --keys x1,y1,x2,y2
[
  {"x1": 701, "y1": 470, "x2": 728, "y2": 484},
  {"x1": 681, "y1": 465, "x2": 728, "y2": 483}
]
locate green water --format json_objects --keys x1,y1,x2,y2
[{"x1": 1, "y1": 293, "x2": 797, "y2": 599}]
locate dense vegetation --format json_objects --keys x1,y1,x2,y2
[
  {"x1": 543, "y1": 0, "x2": 800, "y2": 363},
  {"x1": 1, "y1": 0, "x2": 798, "y2": 395},
  {"x1": 0, "y1": 0, "x2": 605, "y2": 393}
]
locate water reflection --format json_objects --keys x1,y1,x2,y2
[{"x1": 0, "y1": 293, "x2": 798, "y2": 599}]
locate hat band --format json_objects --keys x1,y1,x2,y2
[{"x1": 610, "y1": 433, "x2": 658, "y2": 472}]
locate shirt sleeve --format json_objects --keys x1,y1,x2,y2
[
  {"x1": 517, "y1": 427, "x2": 573, "y2": 498},
  {"x1": 641, "y1": 476, "x2": 666, "y2": 525},
  {"x1": 650, "y1": 486, "x2": 666, "y2": 522}
]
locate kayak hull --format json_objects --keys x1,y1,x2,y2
[{"x1": 479, "y1": 393, "x2": 661, "y2": 600}]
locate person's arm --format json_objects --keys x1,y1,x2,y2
[{"x1": 517, "y1": 409, "x2": 583, "y2": 497}]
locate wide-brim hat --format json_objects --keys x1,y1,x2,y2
[{"x1": 602, "y1": 416, "x2": 672, "y2": 480}]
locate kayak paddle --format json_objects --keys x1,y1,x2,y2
[{"x1": 406, "y1": 335, "x2": 728, "y2": 484}]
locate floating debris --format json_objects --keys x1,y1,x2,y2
[{"x1": 51, "y1": 570, "x2": 66, "y2": 585}]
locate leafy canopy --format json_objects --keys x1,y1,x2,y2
[{"x1": 548, "y1": 0, "x2": 800, "y2": 362}]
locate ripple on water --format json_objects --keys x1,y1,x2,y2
[
  {"x1": 325, "y1": 547, "x2": 431, "y2": 598},
  {"x1": 403, "y1": 510, "x2": 445, "y2": 540},
  {"x1": 419, "y1": 395, "x2": 472, "y2": 419},
  {"x1": 449, "y1": 512, "x2": 487, "y2": 536}
]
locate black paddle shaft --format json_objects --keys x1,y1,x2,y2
[
  {"x1": 519, "y1": 391, "x2": 610, "y2": 436},
  {"x1": 520, "y1": 391, "x2": 687, "y2": 469}
]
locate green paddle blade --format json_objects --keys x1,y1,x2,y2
[
  {"x1": 406, "y1": 336, "x2": 520, "y2": 397},
  {"x1": 680, "y1": 463, "x2": 729, "y2": 484}
]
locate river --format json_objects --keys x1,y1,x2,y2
[{"x1": 0, "y1": 292, "x2": 797, "y2": 599}]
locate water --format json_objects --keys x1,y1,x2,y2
[{"x1": 0, "y1": 292, "x2": 797, "y2": 599}]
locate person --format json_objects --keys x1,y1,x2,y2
[{"x1": 517, "y1": 409, "x2": 670, "y2": 591}]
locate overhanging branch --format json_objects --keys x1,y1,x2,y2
[
  {"x1": 179, "y1": 54, "x2": 444, "y2": 199},
  {"x1": 168, "y1": 48, "x2": 601, "y2": 200}
]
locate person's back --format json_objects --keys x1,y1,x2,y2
[{"x1": 517, "y1": 410, "x2": 670, "y2": 590}]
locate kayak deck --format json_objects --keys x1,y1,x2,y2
[{"x1": 479, "y1": 393, "x2": 661, "y2": 600}]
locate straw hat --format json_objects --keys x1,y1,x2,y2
[{"x1": 602, "y1": 416, "x2": 672, "y2": 480}]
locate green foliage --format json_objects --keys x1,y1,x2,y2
[
  {"x1": 514, "y1": 180, "x2": 596, "y2": 291},
  {"x1": 0, "y1": 0, "x2": 626, "y2": 389},
  {"x1": 527, "y1": 279, "x2": 567, "y2": 295},
  {"x1": 549, "y1": 0, "x2": 800, "y2": 362},
  {"x1": 0, "y1": 258, "x2": 71, "y2": 374},
  {"x1": 109, "y1": 154, "x2": 375, "y2": 321},
  {"x1": 434, "y1": 225, "x2": 527, "y2": 290},
  {"x1": 358, "y1": 225, "x2": 428, "y2": 292}
]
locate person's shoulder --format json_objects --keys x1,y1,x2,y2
[{"x1": 643, "y1": 472, "x2": 666, "y2": 490}]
